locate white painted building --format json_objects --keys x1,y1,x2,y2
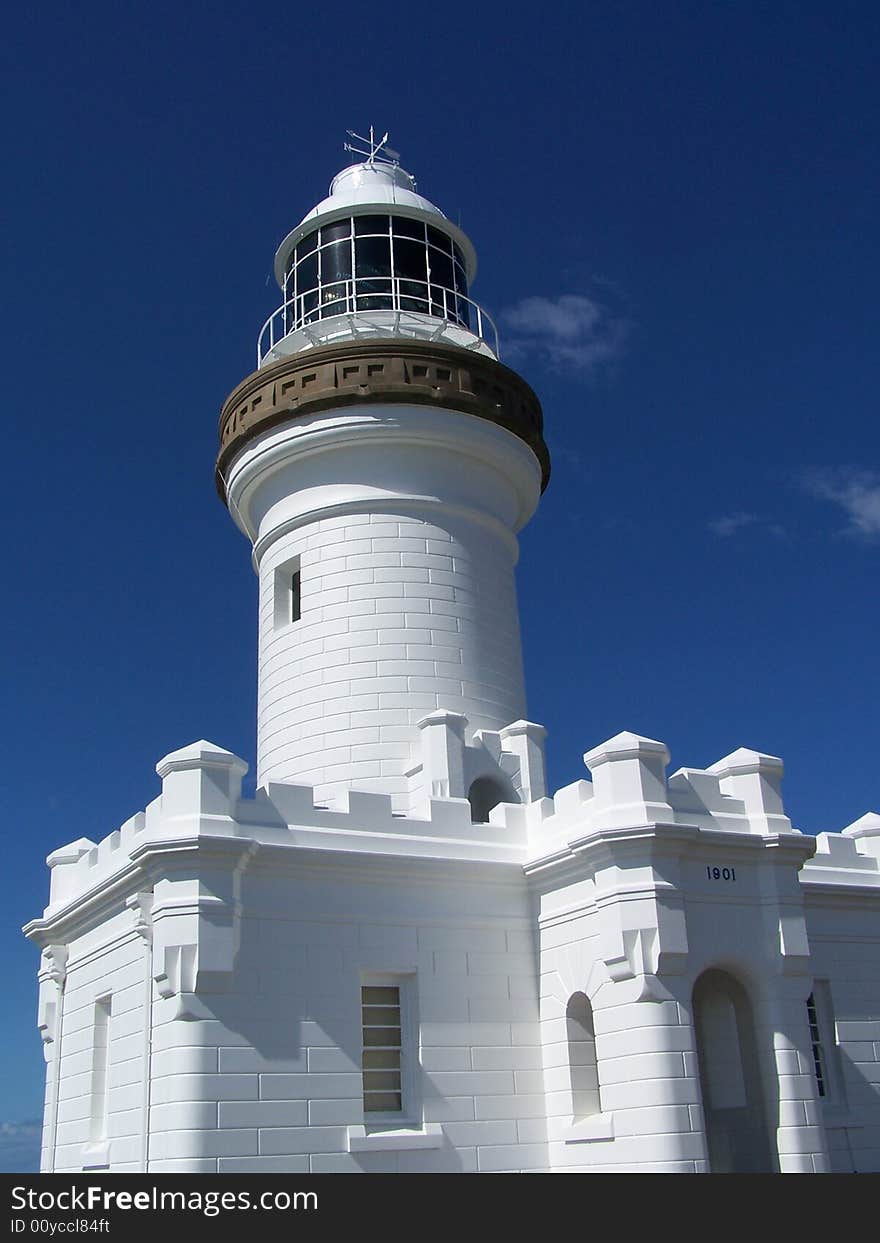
[{"x1": 26, "y1": 139, "x2": 880, "y2": 1174}]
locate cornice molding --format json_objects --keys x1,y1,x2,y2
[{"x1": 216, "y1": 339, "x2": 550, "y2": 496}]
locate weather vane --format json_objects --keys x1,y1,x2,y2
[{"x1": 344, "y1": 126, "x2": 400, "y2": 167}]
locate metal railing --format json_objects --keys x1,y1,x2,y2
[{"x1": 257, "y1": 277, "x2": 499, "y2": 365}]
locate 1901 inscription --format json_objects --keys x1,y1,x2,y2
[{"x1": 706, "y1": 865, "x2": 736, "y2": 882}]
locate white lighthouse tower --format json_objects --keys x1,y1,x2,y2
[
  {"x1": 218, "y1": 132, "x2": 550, "y2": 815},
  {"x1": 26, "y1": 136, "x2": 880, "y2": 1176}
]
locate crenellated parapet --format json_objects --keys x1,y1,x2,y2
[
  {"x1": 24, "y1": 724, "x2": 879, "y2": 1034},
  {"x1": 25, "y1": 723, "x2": 540, "y2": 953},
  {"x1": 411, "y1": 710, "x2": 546, "y2": 814},
  {"x1": 515, "y1": 730, "x2": 878, "y2": 873},
  {"x1": 29, "y1": 726, "x2": 880, "y2": 937},
  {"x1": 802, "y1": 812, "x2": 880, "y2": 889}
]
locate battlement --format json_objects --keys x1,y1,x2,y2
[
  {"x1": 37, "y1": 727, "x2": 880, "y2": 922},
  {"x1": 40, "y1": 731, "x2": 533, "y2": 918}
]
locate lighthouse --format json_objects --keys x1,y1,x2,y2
[
  {"x1": 217, "y1": 132, "x2": 550, "y2": 815},
  {"x1": 26, "y1": 135, "x2": 880, "y2": 1176}
]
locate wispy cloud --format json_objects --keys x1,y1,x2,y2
[
  {"x1": 708, "y1": 512, "x2": 788, "y2": 540},
  {"x1": 801, "y1": 468, "x2": 880, "y2": 540},
  {"x1": 499, "y1": 294, "x2": 628, "y2": 376},
  {"x1": 709, "y1": 512, "x2": 759, "y2": 537}
]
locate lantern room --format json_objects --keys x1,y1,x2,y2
[{"x1": 258, "y1": 139, "x2": 499, "y2": 364}]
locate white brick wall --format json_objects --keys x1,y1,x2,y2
[
  {"x1": 803, "y1": 896, "x2": 880, "y2": 1172},
  {"x1": 223, "y1": 402, "x2": 542, "y2": 805},
  {"x1": 48, "y1": 916, "x2": 148, "y2": 1173},
  {"x1": 257, "y1": 509, "x2": 527, "y2": 801},
  {"x1": 146, "y1": 864, "x2": 546, "y2": 1173}
]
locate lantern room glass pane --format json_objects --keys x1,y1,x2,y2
[
  {"x1": 355, "y1": 236, "x2": 392, "y2": 310},
  {"x1": 427, "y1": 248, "x2": 453, "y2": 290},
  {"x1": 393, "y1": 216, "x2": 426, "y2": 241},
  {"x1": 320, "y1": 241, "x2": 352, "y2": 284},
  {"x1": 355, "y1": 214, "x2": 390, "y2": 236},
  {"x1": 393, "y1": 238, "x2": 428, "y2": 283},
  {"x1": 355, "y1": 236, "x2": 391, "y2": 277},
  {"x1": 355, "y1": 280, "x2": 393, "y2": 310},
  {"x1": 318, "y1": 239, "x2": 351, "y2": 319},
  {"x1": 300, "y1": 289, "x2": 319, "y2": 323},
  {"x1": 295, "y1": 252, "x2": 318, "y2": 298},
  {"x1": 297, "y1": 230, "x2": 318, "y2": 258},
  {"x1": 453, "y1": 295, "x2": 471, "y2": 329},
  {"x1": 399, "y1": 280, "x2": 429, "y2": 314},
  {"x1": 320, "y1": 219, "x2": 351, "y2": 244},
  {"x1": 427, "y1": 284, "x2": 451, "y2": 319},
  {"x1": 427, "y1": 225, "x2": 451, "y2": 253},
  {"x1": 319, "y1": 283, "x2": 348, "y2": 318}
]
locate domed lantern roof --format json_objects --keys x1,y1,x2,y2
[
  {"x1": 273, "y1": 159, "x2": 478, "y2": 288},
  {"x1": 257, "y1": 131, "x2": 491, "y2": 367}
]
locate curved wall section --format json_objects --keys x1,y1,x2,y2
[
  {"x1": 257, "y1": 505, "x2": 527, "y2": 801},
  {"x1": 223, "y1": 400, "x2": 543, "y2": 805}
]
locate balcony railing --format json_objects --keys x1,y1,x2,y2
[{"x1": 257, "y1": 278, "x2": 499, "y2": 365}]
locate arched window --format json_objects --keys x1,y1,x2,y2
[
  {"x1": 467, "y1": 777, "x2": 506, "y2": 823},
  {"x1": 692, "y1": 969, "x2": 773, "y2": 1173},
  {"x1": 566, "y1": 992, "x2": 600, "y2": 1120}
]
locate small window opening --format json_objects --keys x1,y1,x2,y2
[
  {"x1": 566, "y1": 992, "x2": 601, "y2": 1120},
  {"x1": 273, "y1": 557, "x2": 301, "y2": 629},
  {"x1": 468, "y1": 776, "x2": 505, "y2": 823},
  {"x1": 361, "y1": 984, "x2": 403, "y2": 1114},
  {"x1": 289, "y1": 569, "x2": 301, "y2": 624},
  {"x1": 806, "y1": 992, "x2": 827, "y2": 1098},
  {"x1": 89, "y1": 996, "x2": 112, "y2": 1143},
  {"x1": 806, "y1": 980, "x2": 845, "y2": 1107}
]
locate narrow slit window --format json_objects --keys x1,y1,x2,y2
[
  {"x1": 89, "y1": 996, "x2": 111, "y2": 1143},
  {"x1": 289, "y1": 568, "x2": 301, "y2": 623},
  {"x1": 806, "y1": 992, "x2": 827, "y2": 1098},
  {"x1": 361, "y1": 984, "x2": 403, "y2": 1114},
  {"x1": 273, "y1": 558, "x2": 302, "y2": 628}
]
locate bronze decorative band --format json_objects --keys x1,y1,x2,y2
[{"x1": 216, "y1": 340, "x2": 550, "y2": 497}]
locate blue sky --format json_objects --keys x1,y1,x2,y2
[{"x1": 3, "y1": 1, "x2": 878, "y2": 1143}]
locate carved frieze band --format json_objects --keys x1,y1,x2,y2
[{"x1": 216, "y1": 340, "x2": 550, "y2": 495}]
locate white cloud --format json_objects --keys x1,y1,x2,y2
[
  {"x1": 707, "y1": 513, "x2": 788, "y2": 540},
  {"x1": 499, "y1": 294, "x2": 628, "y2": 376},
  {"x1": 802, "y1": 469, "x2": 880, "y2": 540},
  {"x1": 708, "y1": 512, "x2": 759, "y2": 537}
]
